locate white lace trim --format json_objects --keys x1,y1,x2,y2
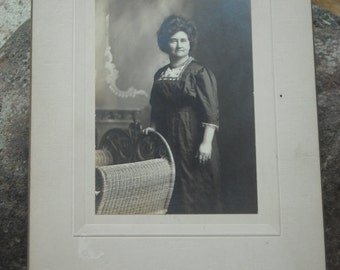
[
  {"x1": 202, "y1": 122, "x2": 219, "y2": 130},
  {"x1": 158, "y1": 57, "x2": 194, "y2": 81}
]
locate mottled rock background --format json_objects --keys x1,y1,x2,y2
[
  {"x1": 0, "y1": 2, "x2": 339, "y2": 270},
  {"x1": 0, "y1": 0, "x2": 30, "y2": 48},
  {"x1": 0, "y1": 1, "x2": 31, "y2": 269},
  {"x1": 313, "y1": 4, "x2": 340, "y2": 269}
]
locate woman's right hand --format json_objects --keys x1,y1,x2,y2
[{"x1": 142, "y1": 127, "x2": 155, "y2": 135}]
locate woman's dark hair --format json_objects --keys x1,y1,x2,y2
[{"x1": 157, "y1": 15, "x2": 198, "y2": 53}]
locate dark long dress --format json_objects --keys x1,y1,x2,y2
[{"x1": 150, "y1": 58, "x2": 221, "y2": 214}]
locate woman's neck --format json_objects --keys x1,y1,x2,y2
[{"x1": 169, "y1": 55, "x2": 190, "y2": 68}]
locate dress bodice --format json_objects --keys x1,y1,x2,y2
[{"x1": 150, "y1": 59, "x2": 219, "y2": 126}]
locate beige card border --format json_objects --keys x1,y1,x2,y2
[{"x1": 30, "y1": 0, "x2": 325, "y2": 269}]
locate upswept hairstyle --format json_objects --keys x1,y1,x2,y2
[{"x1": 157, "y1": 15, "x2": 198, "y2": 53}]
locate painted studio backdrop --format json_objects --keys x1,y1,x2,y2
[{"x1": 95, "y1": 0, "x2": 257, "y2": 214}]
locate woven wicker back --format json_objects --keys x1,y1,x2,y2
[
  {"x1": 95, "y1": 149, "x2": 113, "y2": 166},
  {"x1": 95, "y1": 130, "x2": 175, "y2": 215},
  {"x1": 96, "y1": 158, "x2": 174, "y2": 214}
]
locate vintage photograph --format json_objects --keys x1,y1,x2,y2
[{"x1": 94, "y1": 0, "x2": 257, "y2": 215}]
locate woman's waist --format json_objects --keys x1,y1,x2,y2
[{"x1": 165, "y1": 103, "x2": 196, "y2": 113}]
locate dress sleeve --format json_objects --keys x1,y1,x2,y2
[
  {"x1": 194, "y1": 67, "x2": 219, "y2": 128},
  {"x1": 149, "y1": 70, "x2": 164, "y2": 125},
  {"x1": 149, "y1": 84, "x2": 159, "y2": 124}
]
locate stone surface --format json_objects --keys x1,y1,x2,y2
[
  {"x1": 0, "y1": 19, "x2": 30, "y2": 270},
  {"x1": 0, "y1": 0, "x2": 30, "y2": 48},
  {"x1": 313, "y1": 5, "x2": 340, "y2": 270},
  {"x1": 312, "y1": 0, "x2": 340, "y2": 16}
]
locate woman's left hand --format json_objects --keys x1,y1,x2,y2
[{"x1": 198, "y1": 142, "x2": 212, "y2": 166}]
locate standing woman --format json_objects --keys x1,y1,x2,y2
[{"x1": 148, "y1": 15, "x2": 221, "y2": 214}]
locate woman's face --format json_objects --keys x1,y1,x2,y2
[{"x1": 167, "y1": 31, "x2": 190, "y2": 59}]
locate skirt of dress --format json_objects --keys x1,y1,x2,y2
[{"x1": 167, "y1": 135, "x2": 222, "y2": 214}]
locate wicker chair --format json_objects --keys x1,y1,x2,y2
[{"x1": 95, "y1": 129, "x2": 175, "y2": 215}]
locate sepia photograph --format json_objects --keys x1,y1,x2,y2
[{"x1": 94, "y1": 0, "x2": 257, "y2": 215}]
